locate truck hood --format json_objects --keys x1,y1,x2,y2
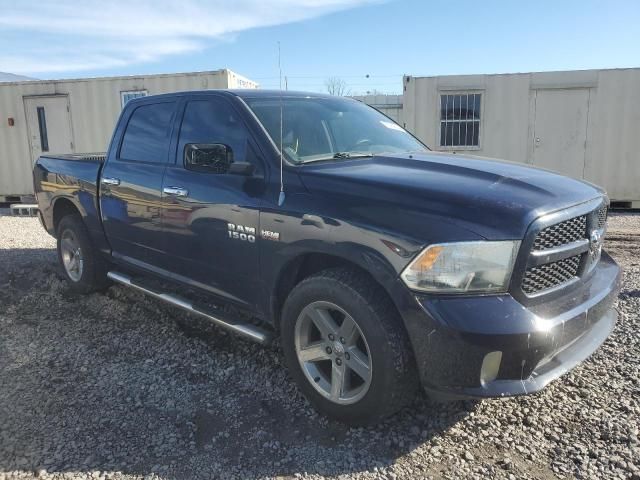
[{"x1": 296, "y1": 152, "x2": 605, "y2": 240}]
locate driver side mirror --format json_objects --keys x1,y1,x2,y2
[{"x1": 185, "y1": 143, "x2": 234, "y2": 174}]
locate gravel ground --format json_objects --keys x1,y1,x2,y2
[{"x1": 0, "y1": 211, "x2": 638, "y2": 480}]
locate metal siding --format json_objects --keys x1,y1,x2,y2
[
  {"x1": 0, "y1": 70, "x2": 243, "y2": 196},
  {"x1": 352, "y1": 94, "x2": 404, "y2": 125},
  {"x1": 404, "y1": 68, "x2": 640, "y2": 202},
  {"x1": 478, "y1": 74, "x2": 530, "y2": 163},
  {"x1": 584, "y1": 69, "x2": 640, "y2": 201}
]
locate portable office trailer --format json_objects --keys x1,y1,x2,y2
[
  {"x1": 352, "y1": 94, "x2": 404, "y2": 124},
  {"x1": 403, "y1": 68, "x2": 640, "y2": 205},
  {"x1": 0, "y1": 69, "x2": 258, "y2": 200}
]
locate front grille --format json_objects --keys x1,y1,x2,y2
[
  {"x1": 522, "y1": 255, "x2": 581, "y2": 294},
  {"x1": 520, "y1": 204, "x2": 601, "y2": 296},
  {"x1": 596, "y1": 205, "x2": 608, "y2": 230},
  {"x1": 533, "y1": 215, "x2": 587, "y2": 250}
]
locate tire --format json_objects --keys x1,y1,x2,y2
[
  {"x1": 56, "y1": 214, "x2": 109, "y2": 293},
  {"x1": 281, "y1": 267, "x2": 418, "y2": 425}
]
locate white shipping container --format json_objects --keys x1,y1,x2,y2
[
  {"x1": 403, "y1": 68, "x2": 640, "y2": 205},
  {"x1": 0, "y1": 69, "x2": 258, "y2": 199},
  {"x1": 352, "y1": 94, "x2": 403, "y2": 125}
]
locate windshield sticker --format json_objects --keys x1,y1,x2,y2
[{"x1": 380, "y1": 120, "x2": 404, "y2": 131}]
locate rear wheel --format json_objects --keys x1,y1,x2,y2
[
  {"x1": 56, "y1": 214, "x2": 109, "y2": 293},
  {"x1": 281, "y1": 268, "x2": 418, "y2": 425}
]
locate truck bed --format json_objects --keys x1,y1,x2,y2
[
  {"x1": 42, "y1": 153, "x2": 107, "y2": 163},
  {"x1": 33, "y1": 153, "x2": 107, "y2": 241}
]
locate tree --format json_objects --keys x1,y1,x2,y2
[{"x1": 325, "y1": 77, "x2": 350, "y2": 96}]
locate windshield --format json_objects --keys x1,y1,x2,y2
[{"x1": 245, "y1": 96, "x2": 428, "y2": 164}]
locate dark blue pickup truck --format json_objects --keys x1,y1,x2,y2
[{"x1": 34, "y1": 90, "x2": 621, "y2": 424}]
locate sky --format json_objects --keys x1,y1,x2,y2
[{"x1": 1, "y1": 0, "x2": 639, "y2": 94}]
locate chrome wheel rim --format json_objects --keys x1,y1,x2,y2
[
  {"x1": 60, "y1": 229, "x2": 83, "y2": 282},
  {"x1": 294, "y1": 301, "x2": 372, "y2": 405}
]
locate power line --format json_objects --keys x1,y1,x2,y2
[
  {"x1": 259, "y1": 82, "x2": 402, "y2": 88},
  {"x1": 250, "y1": 74, "x2": 405, "y2": 80}
]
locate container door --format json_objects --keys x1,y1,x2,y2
[
  {"x1": 531, "y1": 88, "x2": 589, "y2": 178},
  {"x1": 24, "y1": 95, "x2": 75, "y2": 164}
]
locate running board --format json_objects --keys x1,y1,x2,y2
[{"x1": 107, "y1": 271, "x2": 272, "y2": 345}]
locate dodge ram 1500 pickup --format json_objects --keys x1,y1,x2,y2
[{"x1": 34, "y1": 90, "x2": 621, "y2": 424}]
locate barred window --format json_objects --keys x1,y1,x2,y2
[
  {"x1": 121, "y1": 90, "x2": 148, "y2": 108},
  {"x1": 440, "y1": 93, "x2": 481, "y2": 147}
]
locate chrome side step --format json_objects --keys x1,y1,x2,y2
[{"x1": 107, "y1": 271, "x2": 272, "y2": 344}]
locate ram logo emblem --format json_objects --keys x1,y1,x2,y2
[
  {"x1": 228, "y1": 223, "x2": 256, "y2": 243},
  {"x1": 589, "y1": 229, "x2": 603, "y2": 259}
]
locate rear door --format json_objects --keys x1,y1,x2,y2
[
  {"x1": 100, "y1": 98, "x2": 178, "y2": 268},
  {"x1": 159, "y1": 95, "x2": 265, "y2": 309}
]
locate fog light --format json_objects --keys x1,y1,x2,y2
[{"x1": 480, "y1": 351, "x2": 502, "y2": 386}]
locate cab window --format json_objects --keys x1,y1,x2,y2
[
  {"x1": 178, "y1": 99, "x2": 252, "y2": 172},
  {"x1": 119, "y1": 101, "x2": 176, "y2": 163}
]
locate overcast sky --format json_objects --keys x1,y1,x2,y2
[{"x1": 1, "y1": 0, "x2": 639, "y2": 94}]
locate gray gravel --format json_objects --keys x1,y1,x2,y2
[{"x1": 0, "y1": 212, "x2": 638, "y2": 480}]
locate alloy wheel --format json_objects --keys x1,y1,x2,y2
[
  {"x1": 294, "y1": 300, "x2": 372, "y2": 405},
  {"x1": 60, "y1": 229, "x2": 84, "y2": 282}
]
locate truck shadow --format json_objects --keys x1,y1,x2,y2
[
  {"x1": 224, "y1": 396, "x2": 477, "y2": 479},
  {"x1": 0, "y1": 252, "x2": 477, "y2": 479}
]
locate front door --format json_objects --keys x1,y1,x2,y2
[
  {"x1": 531, "y1": 88, "x2": 590, "y2": 178},
  {"x1": 160, "y1": 96, "x2": 265, "y2": 309},
  {"x1": 100, "y1": 99, "x2": 178, "y2": 268},
  {"x1": 24, "y1": 95, "x2": 74, "y2": 163}
]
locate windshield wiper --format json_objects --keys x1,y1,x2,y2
[
  {"x1": 300, "y1": 152, "x2": 374, "y2": 164},
  {"x1": 333, "y1": 152, "x2": 373, "y2": 159}
]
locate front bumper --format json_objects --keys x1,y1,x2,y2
[{"x1": 397, "y1": 251, "x2": 621, "y2": 400}]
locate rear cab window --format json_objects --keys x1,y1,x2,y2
[{"x1": 119, "y1": 101, "x2": 176, "y2": 163}]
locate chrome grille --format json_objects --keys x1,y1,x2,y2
[
  {"x1": 533, "y1": 215, "x2": 587, "y2": 250},
  {"x1": 522, "y1": 255, "x2": 581, "y2": 295},
  {"x1": 596, "y1": 205, "x2": 608, "y2": 230}
]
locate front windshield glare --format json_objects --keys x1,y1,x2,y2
[{"x1": 245, "y1": 97, "x2": 427, "y2": 163}]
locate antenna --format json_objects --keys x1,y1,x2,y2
[{"x1": 277, "y1": 41, "x2": 285, "y2": 206}]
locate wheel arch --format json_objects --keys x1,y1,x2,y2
[
  {"x1": 52, "y1": 197, "x2": 83, "y2": 234},
  {"x1": 270, "y1": 251, "x2": 402, "y2": 332}
]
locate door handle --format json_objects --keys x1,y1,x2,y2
[
  {"x1": 302, "y1": 214, "x2": 324, "y2": 228},
  {"x1": 163, "y1": 186, "x2": 189, "y2": 197},
  {"x1": 101, "y1": 177, "x2": 120, "y2": 186}
]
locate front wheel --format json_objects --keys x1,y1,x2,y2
[{"x1": 281, "y1": 268, "x2": 418, "y2": 425}]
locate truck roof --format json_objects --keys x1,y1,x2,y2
[
  {"x1": 227, "y1": 89, "x2": 338, "y2": 100},
  {"x1": 125, "y1": 89, "x2": 347, "y2": 106}
]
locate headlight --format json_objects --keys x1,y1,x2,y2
[{"x1": 401, "y1": 241, "x2": 520, "y2": 293}]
